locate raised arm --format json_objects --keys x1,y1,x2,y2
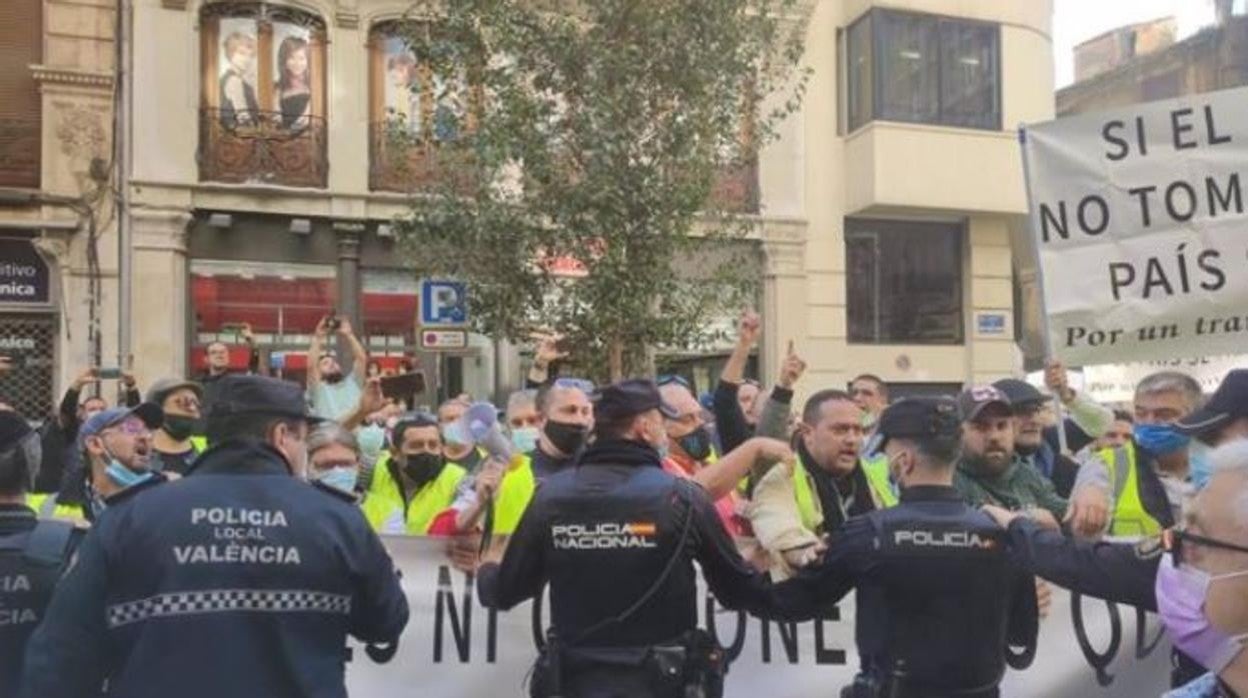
[
  {"x1": 691, "y1": 436, "x2": 791, "y2": 500},
  {"x1": 336, "y1": 317, "x2": 369, "y2": 383},
  {"x1": 307, "y1": 316, "x2": 329, "y2": 390},
  {"x1": 712, "y1": 310, "x2": 760, "y2": 454}
]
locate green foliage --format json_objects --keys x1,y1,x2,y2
[{"x1": 393, "y1": 0, "x2": 809, "y2": 380}]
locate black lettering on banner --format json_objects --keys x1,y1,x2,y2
[
  {"x1": 759, "y1": 617, "x2": 801, "y2": 664},
  {"x1": 1207, "y1": 173, "x2": 1243, "y2": 217},
  {"x1": 434, "y1": 565, "x2": 473, "y2": 663},
  {"x1": 813, "y1": 606, "x2": 847, "y2": 666},
  {"x1": 1206, "y1": 104, "x2": 1232, "y2": 145},
  {"x1": 487, "y1": 607, "x2": 498, "y2": 664},
  {"x1": 1164, "y1": 181, "x2": 1197, "y2": 222},
  {"x1": 1070, "y1": 592, "x2": 1122, "y2": 688},
  {"x1": 1108, "y1": 263, "x2": 1135, "y2": 300},
  {"x1": 1129, "y1": 185, "x2": 1156, "y2": 227},
  {"x1": 705, "y1": 595, "x2": 747, "y2": 664},
  {"x1": 1198, "y1": 250, "x2": 1226, "y2": 291},
  {"x1": 1102, "y1": 120, "x2": 1129, "y2": 161},
  {"x1": 1171, "y1": 108, "x2": 1196, "y2": 150}
]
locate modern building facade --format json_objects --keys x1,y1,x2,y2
[{"x1": 0, "y1": 0, "x2": 1055, "y2": 411}]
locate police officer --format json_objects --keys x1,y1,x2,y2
[
  {"x1": 772, "y1": 397, "x2": 1039, "y2": 698},
  {"x1": 20, "y1": 375, "x2": 409, "y2": 698},
  {"x1": 477, "y1": 378, "x2": 790, "y2": 698},
  {"x1": 983, "y1": 368, "x2": 1248, "y2": 690},
  {"x1": 0, "y1": 412, "x2": 83, "y2": 698}
]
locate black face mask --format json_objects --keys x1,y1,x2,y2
[
  {"x1": 543, "y1": 420, "x2": 588, "y2": 457},
  {"x1": 400, "y1": 452, "x2": 444, "y2": 487},
  {"x1": 676, "y1": 426, "x2": 713, "y2": 462},
  {"x1": 162, "y1": 414, "x2": 198, "y2": 442},
  {"x1": 323, "y1": 371, "x2": 345, "y2": 385}
]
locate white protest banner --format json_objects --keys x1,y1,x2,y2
[
  {"x1": 1020, "y1": 85, "x2": 1248, "y2": 366},
  {"x1": 347, "y1": 536, "x2": 1170, "y2": 697},
  {"x1": 1081, "y1": 354, "x2": 1248, "y2": 403}
]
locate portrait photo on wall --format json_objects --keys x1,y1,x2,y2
[
  {"x1": 273, "y1": 22, "x2": 314, "y2": 131},
  {"x1": 218, "y1": 17, "x2": 259, "y2": 126}
]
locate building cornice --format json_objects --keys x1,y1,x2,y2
[{"x1": 31, "y1": 65, "x2": 115, "y2": 89}]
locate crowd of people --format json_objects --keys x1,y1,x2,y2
[{"x1": 0, "y1": 308, "x2": 1246, "y2": 698}]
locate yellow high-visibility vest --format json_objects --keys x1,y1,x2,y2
[
  {"x1": 24, "y1": 493, "x2": 85, "y2": 522},
  {"x1": 1100, "y1": 443, "x2": 1163, "y2": 538},
  {"x1": 361, "y1": 455, "x2": 466, "y2": 535}
]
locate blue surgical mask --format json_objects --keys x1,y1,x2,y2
[
  {"x1": 105, "y1": 458, "x2": 154, "y2": 489},
  {"x1": 1133, "y1": 423, "x2": 1191, "y2": 456},
  {"x1": 442, "y1": 421, "x2": 471, "y2": 447},
  {"x1": 1188, "y1": 440, "x2": 1214, "y2": 490},
  {"x1": 315, "y1": 466, "x2": 359, "y2": 495},
  {"x1": 511, "y1": 427, "x2": 540, "y2": 453}
]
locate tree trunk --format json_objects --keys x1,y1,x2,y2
[{"x1": 609, "y1": 337, "x2": 624, "y2": 383}]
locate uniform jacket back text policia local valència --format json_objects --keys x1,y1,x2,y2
[{"x1": 19, "y1": 439, "x2": 409, "y2": 698}]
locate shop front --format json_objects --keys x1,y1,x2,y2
[{"x1": 0, "y1": 235, "x2": 57, "y2": 420}]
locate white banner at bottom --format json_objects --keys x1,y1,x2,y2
[{"x1": 347, "y1": 536, "x2": 1173, "y2": 697}]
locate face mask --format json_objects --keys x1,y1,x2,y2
[
  {"x1": 401, "y1": 452, "x2": 444, "y2": 486},
  {"x1": 1133, "y1": 423, "x2": 1190, "y2": 456},
  {"x1": 1155, "y1": 553, "x2": 1248, "y2": 673},
  {"x1": 1189, "y1": 440, "x2": 1215, "y2": 490},
  {"x1": 357, "y1": 424, "x2": 387, "y2": 460},
  {"x1": 543, "y1": 420, "x2": 588, "y2": 457},
  {"x1": 511, "y1": 427, "x2": 540, "y2": 453},
  {"x1": 315, "y1": 466, "x2": 358, "y2": 494},
  {"x1": 162, "y1": 414, "x2": 198, "y2": 442},
  {"x1": 323, "y1": 370, "x2": 344, "y2": 385},
  {"x1": 676, "y1": 426, "x2": 713, "y2": 461},
  {"x1": 442, "y1": 421, "x2": 471, "y2": 447},
  {"x1": 104, "y1": 451, "x2": 154, "y2": 489}
]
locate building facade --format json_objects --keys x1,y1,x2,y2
[
  {"x1": 0, "y1": 0, "x2": 119, "y2": 420},
  {"x1": 1, "y1": 0, "x2": 1054, "y2": 411}
]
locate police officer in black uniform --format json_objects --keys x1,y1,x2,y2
[
  {"x1": 478, "y1": 379, "x2": 790, "y2": 698},
  {"x1": 0, "y1": 412, "x2": 83, "y2": 698},
  {"x1": 20, "y1": 375, "x2": 409, "y2": 698},
  {"x1": 771, "y1": 397, "x2": 1039, "y2": 698}
]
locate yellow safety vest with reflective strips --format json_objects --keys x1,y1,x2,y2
[
  {"x1": 361, "y1": 452, "x2": 467, "y2": 535},
  {"x1": 792, "y1": 454, "x2": 896, "y2": 534},
  {"x1": 1099, "y1": 443, "x2": 1163, "y2": 538}
]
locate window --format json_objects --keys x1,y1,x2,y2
[
  {"x1": 198, "y1": 3, "x2": 327, "y2": 187},
  {"x1": 845, "y1": 10, "x2": 1000, "y2": 132},
  {"x1": 368, "y1": 22, "x2": 479, "y2": 193},
  {"x1": 845, "y1": 219, "x2": 964, "y2": 344},
  {"x1": 0, "y1": 0, "x2": 41, "y2": 188}
]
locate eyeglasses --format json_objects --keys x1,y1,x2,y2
[
  {"x1": 658, "y1": 375, "x2": 691, "y2": 389},
  {"x1": 1163, "y1": 527, "x2": 1248, "y2": 567},
  {"x1": 104, "y1": 417, "x2": 151, "y2": 437},
  {"x1": 553, "y1": 377, "x2": 595, "y2": 394}
]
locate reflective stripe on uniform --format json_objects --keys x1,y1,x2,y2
[
  {"x1": 1099, "y1": 443, "x2": 1162, "y2": 538},
  {"x1": 107, "y1": 588, "x2": 351, "y2": 628}
]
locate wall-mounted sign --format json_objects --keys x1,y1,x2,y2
[
  {"x1": 0, "y1": 238, "x2": 50, "y2": 304},
  {"x1": 975, "y1": 312, "x2": 1008, "y2": 336},
  {"x1": 420, "y1": 329, "x2": 468, "y2": 350},
  {"x1": 420, "y1": 280, "x2": 467, "y2": 326}
]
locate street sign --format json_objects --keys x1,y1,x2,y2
[
  {"x1": 975, "y1": 312, "x2": 1007, "y2": 336},
  {"x1": 420, "y1": 280, "x2": 467, "y2": 326},
  {"x1": 420, "y1": 329, "x2": 468, "y2": 350}
]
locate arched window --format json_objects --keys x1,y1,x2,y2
[
  {"x1": 368, "y1": 21, "x2": 478, "y2": 193},
  {"x1": 199, "y1": 2, "x2": 327, "y2": 187}
]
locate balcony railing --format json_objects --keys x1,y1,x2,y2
[
  {"x1": 369, "y1": 120, "x2": 476, "y2": 194},
  {"x1": 199, "y1": 109, "x2": 327, "y2": 188},
  {"x1": 0, "y1": 117, "x2": 41, "y2": 189}
]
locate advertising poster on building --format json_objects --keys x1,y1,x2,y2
[
  {"x1": 347, "y1": 537, "x2": 1169, "y2": 697},
  {"x1": 1020, "y1": 85, "x2": 1248, "y2": 366}
]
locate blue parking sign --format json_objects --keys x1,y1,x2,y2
[{"x1": 420, "y1": 280, "x2": 468, "y2": 326}]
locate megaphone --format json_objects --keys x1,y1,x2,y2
[{"x1": 452, "y1": 401, "x2": 515, "y2": 463}]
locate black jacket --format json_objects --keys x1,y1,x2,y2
[
  {"x1": 711, "y1": 380, "x2": 754, "y2": 455},
  {"x1": 773, "y1": 486, "x2": 1037, "y2": 694},
  {"x1": 478, "y1": 438, "x2": 783, "y2": 649},
  {"x1": 20, "y1": 440, "x2": 408, "y2": 698}
]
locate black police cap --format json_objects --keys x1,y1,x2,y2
[
  {"x1": 871, "y1": 397, "x2": 961, "y2": 455},
  {"x1": 205, "y1": 375, "x2": 324, "y2": 425},
  {"x1": 1176, "y1": 369, "x2": 1248, "y2": 438},
  {"x1": 0, "y1": 412, "x2": 32, "y2": 452},
  {"x1": 593, "y1": 379, "x2": 680, "y2": 423}
]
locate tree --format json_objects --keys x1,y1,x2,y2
[{"x1": 393, "y1": 0, "x2": 809, "y2": 381}]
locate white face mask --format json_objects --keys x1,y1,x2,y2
[{"x1": 314, "y1": 466, "x2": 358, "y2": 494}]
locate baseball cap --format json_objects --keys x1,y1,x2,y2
[
  {"x1": 204, "y1": 375, "x2": 324, "y2": 425},
  {"x1": 1175, "y1": 369, "x2": 1248, "y2": 438},
  {"x1": 992, "y1": 378, "x2": 1047, "y2": 409},
  {"x1": 146, "y1": 377, "x2": 204, "y2": 407},
  {"x1": 870, "y1": 397, "x2": 961, "y2": 455},
  {"x1": 79, "y1": 403, "x2": 164, "y2": 445},
  {"x1": 593, "y1": 379, "x2": 679, "y2": 423},
  {"x1": 958, "y1": 385, "x2": 1012, "y2": 422}
]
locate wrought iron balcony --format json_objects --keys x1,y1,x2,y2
[
  {"x1": 0, "y1": 117, "x2": 41, "y2": 190},
  {"x1": 198, "y1": 109, "x2": 327, "y2": 189},
  {"x1": 368, "y1": 120, "x2": 477, "y2": 194}
]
